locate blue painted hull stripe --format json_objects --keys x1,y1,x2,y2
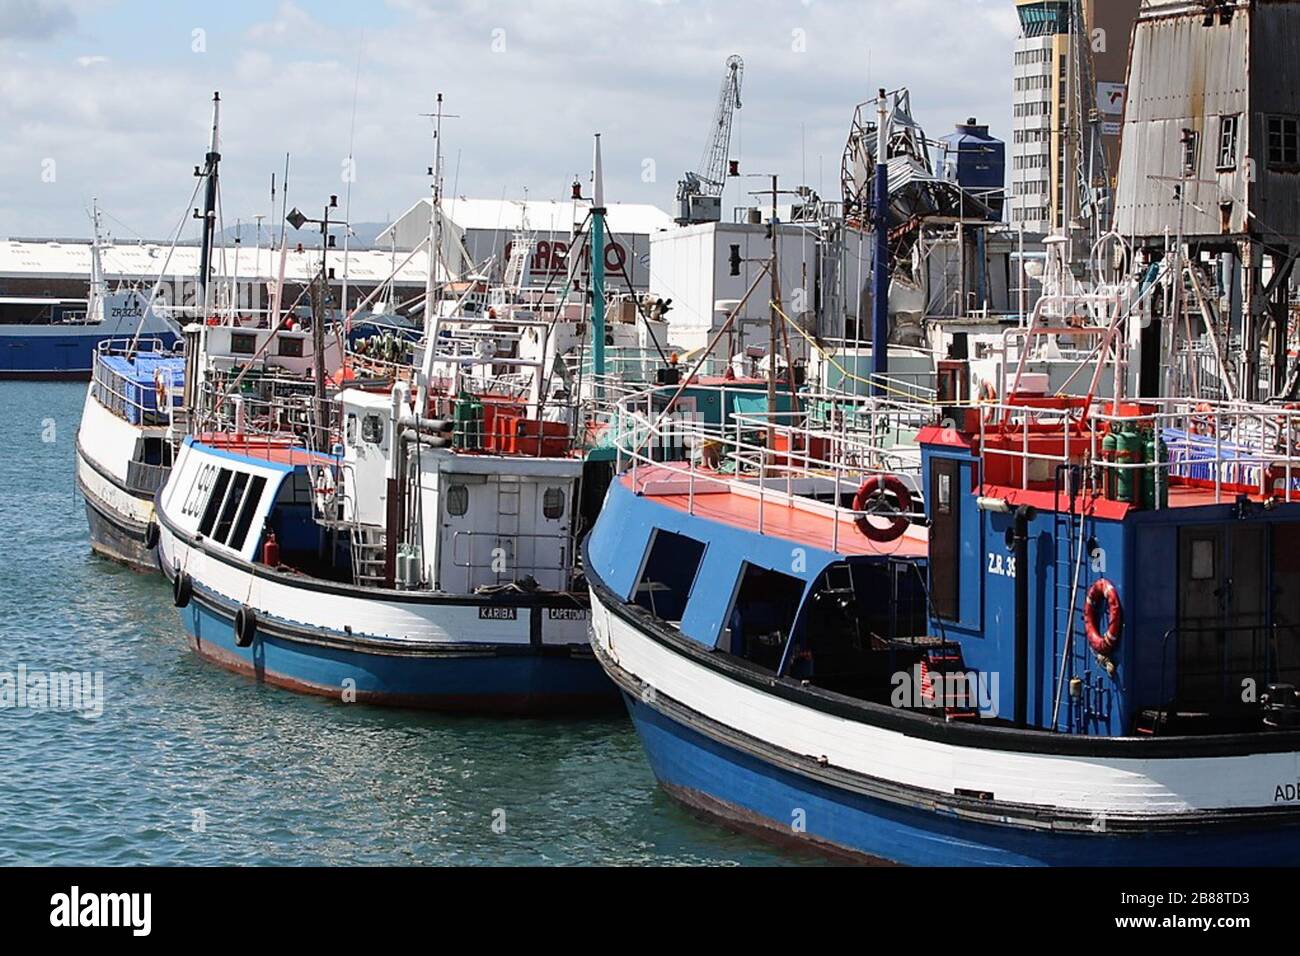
[{"x1": 621, "y1": 692, "x2": 1300, "y2": 866}]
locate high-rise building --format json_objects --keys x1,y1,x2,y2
[
  {"x1": 1009, "y1": 0, "x2": 1140, "y2": 234},
  {"x1": 1010, "y1": 0, "x2": 1069, "y2": 233}
]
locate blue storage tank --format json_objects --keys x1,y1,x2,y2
[{"x1": 938, "y1": 118, "x2": 1005, "y2": 221}]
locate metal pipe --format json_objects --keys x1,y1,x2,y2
[{"x1": 1013, "y1": 504, "x2": 1036, "y2": 729}]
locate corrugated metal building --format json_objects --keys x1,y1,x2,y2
[
  {"x1": 1113, "y1": 0, "x2": 1300, "y2": 399},
  {"x1": 1115, "y1": 0, "x2": 1300, "y2": 240}
]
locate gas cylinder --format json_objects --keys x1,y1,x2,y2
[
  {"x1": 1142, "y1": 428, "x2": 1169, "y2": 510},
  {"x1": 1101, "y1": 429, "x2": 1119, "y2": 500},
  {"x1": 263, "y1": 529, "x2": 280, "y2": 567},
  {"x1": 1115, "y1": 422, "x2": 1144, "y2": 505},
  {"x1": 454, "y1": 390, "x2": 483, "y2": 451}
]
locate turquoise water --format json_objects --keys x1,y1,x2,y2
[{"x1": 0, "y1": 382, "x2": 803, "y2": 866}]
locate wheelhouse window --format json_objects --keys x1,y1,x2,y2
[
  {"x1": 278, "y1": 336, "x2": 304, "y2": 358},
  {"x1": 446, "y1": 484, "x2": 469, "y2": 517},
  {"x1": 213, "y1": 472, "x2": 250, "y2": 543},
  {"x1": 230, "y1": 332, "x2": 257, "y2": 355},
  {"x1": 542, "y1": 486, "x2": 565, "y2": 519},
  {"x1": 633, "y1": 529, "x2": 706, "y2": 626},
  {"x1": 227, "y1": 475, "x2": 267, "y2": 551},
  {"x1": 719, "y1": 563, "x2": 805, "y2": 672},
  {"x1": 198, "y1": 468, "x2": 232, "y2": 537},
  {"x1": 1268, "y1": 115, "x2": 1299, "y2": 169}
]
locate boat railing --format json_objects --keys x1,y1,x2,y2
[
  {"x1": 975, "y1": 395, "x2": 1300, "y2": 506},
  {"x1": 90, "y1": 337, "x2": 184, "y2": 426},
  {"x1": 124, "y1": 459, "x2": 171, "y2": 497},
  {"x1": 192, "y1": 377, "x2": 337, "y2": 450},
  {"x1": 562, "y1": 348, "x2": 731, "y2": 386},
  {"x1": 611, "y1": 385, "x2": 932, "y2": 551}
]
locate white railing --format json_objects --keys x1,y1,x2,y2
[
  {"x1": 975, "y1": 395, "x2": 1300, "y2": 505},
  {"x1": 90, "y1": 337, "x2": 183, "y2": 427},
  {"x1": 608, "y1": 384, "x2": 933, "y2": 552}
]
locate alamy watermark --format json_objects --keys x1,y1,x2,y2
[
  {"x1": 890, "y1": 664, "x2": 999, "y2": 718},
  {"x1": 0, "y1": 664, "x2": 104, "y2": 719}
]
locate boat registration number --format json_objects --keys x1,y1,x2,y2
[{"x1": 987, "y1": 553, "x2": 1017, "y2": 577}]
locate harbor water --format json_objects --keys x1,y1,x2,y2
[{"x1": 0, "y1": 381, "x2": 803, "y2": 866}]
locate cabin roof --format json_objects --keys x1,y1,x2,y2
[
  {"x1": 189, "y1": 433, "x2": 339, "y2": 470},
  {"x1": 621, "y1": 466, "x2": 928, "y2": 559}
]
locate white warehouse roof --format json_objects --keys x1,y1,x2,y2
[{"x1": 0, "y1": 238, "x2": 430, "y2": 285}]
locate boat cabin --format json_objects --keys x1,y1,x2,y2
[
  {"x1": 588, "y1": 383, "x2": 1300, "y2": 739},
  {"x1": 920, "y1": 395, "x2": 1300, "y2": 736}
]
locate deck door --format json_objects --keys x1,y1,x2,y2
[
  {"x1": 1176, "y1": 525, "x2": 1268, "y2": 707},
  {"x1": 928, "y1": 457, "x2": 960, "y2": 620}
]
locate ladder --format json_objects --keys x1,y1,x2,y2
[
  {"x1": 920, "y1": 643, "x2": 979, "y2": 721},
  {"x1": 350, "y1": 524, "x2": 387, "y2": 588},
  {"x1": 493, "y1": 479, "x2": 522, "y2": 584}
]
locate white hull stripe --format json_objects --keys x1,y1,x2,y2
[{"x1": 588, "y1": 585, "x2": 1300, "y2": 816}]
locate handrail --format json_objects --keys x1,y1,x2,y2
[
  {"x1": 608, "y1": 383, "x2": 932, "y2": 544},
  {"x1": 973, "y1": 395, "x2": 1300, "y2": 503},
  {"x1": 91, "y1": 339, "x2": 184, "y2": 427}
]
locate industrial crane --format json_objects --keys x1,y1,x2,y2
[{"x1": 674, "y1": 55, "x2": 744, "y2": 225}]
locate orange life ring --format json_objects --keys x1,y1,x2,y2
[
  {"x1": 1083, "y1": 578, "x2": 1122, "y2": 657},
  {"x1": 852, "y1": 474, "x2": 913, "y2": 543}
]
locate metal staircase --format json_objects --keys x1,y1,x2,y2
[{"x1": 350, "y1": 525, "x2": 387, "y2": 588}]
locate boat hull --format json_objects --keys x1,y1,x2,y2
[
  {"x1": 75, "y1": 388, "x2": 164, "y2": 573},
  {"x1": 79, "y1": 481, "x2": 155, "y2": 572},
  {"x1": 586, "y1": 577, "x2": 1300, "y2": 866},
  {"x1": 0, "y1": 327, "x2": 179, "y2": 379},
  {"x1": 172, "y1": 575, "x2": 617, "y2": 714},
  {"x1": 621, "y1": 689, "x2": 1300, "y2": 866}
]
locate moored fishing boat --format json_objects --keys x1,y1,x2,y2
[
  {"x1": 586, "y1": 354, "x2": 1300, "y2": 864},
  {"x1": 76, "y1": 336, "x2": 184, "y2": 570},
  {"x1": 153, "y1": 369, "x2": 616, "y2": 711}
]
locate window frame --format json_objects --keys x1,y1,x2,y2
[
  {"x1": 1268, "y1": 115, "x2": 1300, "y2": 170},
  {"x1": 1217, "y1": 114, "x2": 1240, "y2": 171}
]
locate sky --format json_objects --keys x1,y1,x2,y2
[{"x1": 0, "y1": 0, "x2": 1019, "y2": 243}]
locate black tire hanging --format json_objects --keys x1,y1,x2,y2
[
  {"x1": 172, "y1": 569, "x2": 192, "y2": 608},
  {"x1": 144, "y1": 521, "x2": 160, "y2": 550},
  {"x1": 234, "y1": 606, "x2": 257, "y2": 648}
]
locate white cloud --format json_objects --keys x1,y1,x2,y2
[
  {"x1": 0, "y1": 0, "x2": 74, "y2": 41},
  {"x1": 0, "y1": 0, "x2": 1018, "y2": 241}
]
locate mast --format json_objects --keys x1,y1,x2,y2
[
  {"x1": 767, "y1": 173, "x2": 780, "y2": 451},
  {"x1": 197, "y1": 91, "x2": 221, "y2": 323},
  {"x1": 88, "y1": 199, "x2": 105, "y2": 322},
  {"x1": 871, "y1": 88, "x2": 890, "y2": 395},
  {"x1": 416, "y1": 94, "x2": 446, "y2": 412},
  {"x1": 591, "y1": 133, "x2": 607, "y2": 391}
]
